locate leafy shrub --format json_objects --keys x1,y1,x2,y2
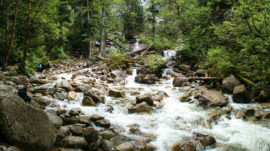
[
  {"x1": 143, "y1": 54, "x2": 166, "y2": 72},
  {"x1": 104, "y1": 50, "x2": 128, "y2": 69},
  {"x1": 49, "y1": 46, "x2": 67, "y2": 60},
  {"x1": 68, "y1": 60, "x2": 75, "y2": 66}
]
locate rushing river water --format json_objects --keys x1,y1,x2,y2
[{"x1": 46, "y1": 50, "x2": 270, "y2": 151}]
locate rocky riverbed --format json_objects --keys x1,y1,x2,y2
[{"x1": 0, "y1": 52, "x2": 270, "y2": 151}]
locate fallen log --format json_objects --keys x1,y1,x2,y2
[{"x1": 129, "y1": 44, "x2": 153, "y2": 56}]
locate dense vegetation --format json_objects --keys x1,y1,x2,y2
[{"x1": 1, "y1": 0, "x2": 270, "y2": 86}]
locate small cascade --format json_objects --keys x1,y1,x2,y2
[{"x1": 163, "y1": 50, "x2": 177, "y2": 60}]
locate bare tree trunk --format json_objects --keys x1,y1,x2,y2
[
  {"x1": 86, "y1": 0, "x2": 91, "y2": 58},
  {"x1": 100, "y1": 7, "x2": 106, "y2": 57},
  {"x1": 4, "y1": 0, "x2": 18, "y2": 69},
  {"x1": 151, "y1": 0, "x2": 156, "y2": 41},
  {"x1": 22, "y1": 0, "x2": 31, "y2": 72}
]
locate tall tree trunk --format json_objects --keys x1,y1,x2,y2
[
  {"x1": 100, "y1": 7, "x2": 106, "y2": 57},
  {"x1": 22, "y1": 0, "x2": 31, "y2": 72},
  {"x1": 86, "y1": 0, "x2": 91, "y2": 58},
  {"x1": 151, "y1": 0, "x2": 156, "y2": 41},
  {"x1": 4, "y1": 0, "x2": 18, "y2": 69}
]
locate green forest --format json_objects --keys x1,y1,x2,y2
[
  {"x1": 1, "y1": 1, "x2": 270, "y2": 151},
  {"x1": 1, "y1": 0, "x2": 270, "y2": 86}
]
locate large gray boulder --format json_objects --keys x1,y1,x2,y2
[
  {"x1": 172, "y1": 141, "x2": 197, "y2": 151},
  {"x1": 128, "y1": 102, "x2": 154, "y2": 114},
  {"x1": 195, "y1": 89, "x2": 228, "y2": 107},
  {"x1": 29, "y1": 83, "x2": 56, "y2": 94},
  {"x1": 116, "y1": 141, "x2": 146, "y2": 151},
  {"x1": 0, "y1": 95, "x2": 57, "y2": 151},
  {"x1": 173, "y1": 76, "x2": 189, "y2": 87},
  {"x1": 233, "y1": 85, "x2": 250, "y2": 103},
  {"x1": 222, "y1": 75, "x2": 241, "y2": 94}
]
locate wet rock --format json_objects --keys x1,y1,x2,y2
[
  {"x1": 244, "y1": 108, "x2": 255, "y2": 117},
  {"x1": 0, "y1": 84, "x2": 17, "y2": 97},
  {"x1": 179, "y1": 91, "x2": 192, "y2": 102},
  {"x1": 63, "y1": 117, "x2": 80, "y2": 125},
  {"x1": 128, "y1": 102, "x2": 154, "y2": 114},
  {"x1": 83, "y1": 127, "x2": 99, "y2": 142},
  {"x1": 69, "y1": 110, "x2": 80, "y2": 117},
  {"x1": 195, "y1": 69, "x2": 207, "y2": 77},
  {"x1": 111, "y1": 70, "x2": 125, "y2": 79},
  {"x1": 235, "y1": 110, "x2": 246, "y2": 119},
  {"x1": 69, "y1": 124, "x2": 86, "y2": 136},
  {"x1": 67, "y1": 91, "x2": 77, "y2": 100},
  {"x1": 94, "y1": 119, "x2": 111, "y2": 128},
  {"x1": 255, "y1": 111, "x2": 263, "y2": 120},
  {"x1": 143, "y1": 74, "x2": 159, "y2": 84},
  {"x1": 85, "y1": 92, "x2": 105, "y2": 103},
  {"x1": 263, "y1": 112, "x2": 270, "y2": 119},
  {"x1": 126, "y1": 69, "x2": 133, "y2": 75},
  {"x1": 101, "y1": 140, "x2": 116, "y2": 151},
  {"x1": 0, "y1": 94, "x2": 56, "y2": 151},
  {"x1": 60, "y1": 136, "x2": 88, "y2": 149},
  {"x1": 109, "y1": 89, "x2": 125, "y2": 98},
  {"x1": 88, "y1": 136, "x2": 103, "y2": 151},
  {"x1": 116, "y1": 141, "x2": 146, "y2": 151},
  {"x1": 82, "y1": 96, "x2": 96, "y2": 106},
  {"x1": 47, "y1": 112, "x2": 64, "y2": 129},
  {"x1": 222, "y1": 75, "x2": 241, "y2": 94},
  {"x1": 135, "y1": 74, "x2": 143, "y2": 83},
  {"x1": 232, "y1": 85, "x2": 250, "y2": 103},
  {"x1": 173, "y1": 76, "x2": 189, "y2": 87},
  {"x1": 60, "y1": 126, "x2": 71, "y2": 136},
  {"x1": 194, "y1": 89, "x2": 228, "y2": 107},
  {"x1": 253, "y1": 89, "x2": 270, "y2": 102},
  {"x1": 58, "y1": 80, "x2": 73, "y2": 91},
  {"x1": 100, "y1": 131, "x2": 115, "y2": 140},
  {"x1": 152, "y1": 94, "x2": 163, "y2": 102},
  {"x1": 223, "y1": 105, "x2": 233, "y2": 114},
  {"x1": 179, "y1": 64, "x2": 191, "y2": 72},
  {"x1": 172, "y1": 141, "x2": 197, "y2": 151},
  {"x1": 193, "y1": 133, "x2": 216, "y2": 148},
  {"x1": 136, "y1": 94, "x2": 154, "y2": 106},
  {"x1": 53, "y1": 92, "x2": 66, "y2": 100},
  {"x1": 90, "y1": 114, "x2": 105, "y2": 121},
  {"x1": 79, "y1": 116, "x2": 92, "y2": 126},
  {"x1": 5, "y1": 146, "x2": 21, "y2": 151},
  {"x1": 0, "y1": 146, "x2": 7, "y2": 151},
  {"x1": 29, "y1": 83, "x2": 56, "y2": 94},
  {"x1": 129, "y1": 127, "x2": 142, "y2": 135},
  {"x1": 145, "y1": 144, "x2": 157, "y2": 151}
]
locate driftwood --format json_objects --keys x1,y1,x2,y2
[{"x1": 129, "y1": 44, "x2": 153, "y2": 56}]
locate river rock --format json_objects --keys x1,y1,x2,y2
[
  {"x1": 70, "y1": 124, "x2": 86, "y2": 136},
  {"x1": 100, "y1": 131, "x2": 115, "y2": 140},
  {"x1": 47, "y1": 112, "x2": 64, "y2": 129},
  {"x1": 179, "y1": 91, "x2": 192, "y2": 102},
  {"x1": 263, "y1": 112, "x2": 270, "y2": 119},
  {"x1": 111, "y1": 70, "x2": 125, "y2": 79},
  {"x1": 58, "y1": 80, "x2": 73, "y2": 91},
  {"x1": 53, "y1": 92, "x2": 66, "y2": 100},
  {"x1": 0, "y1": 84, "x2": 17, "y2": 97},
  {"x1": 173, "y1": 76, "x2": 189, "y2": 87},
  {"x1": 79, "y1": 116, "x2": 92, "y2": 126},
  {"x1": 90, "y1": 114, "x2": 105, "y2": 121},
  {"x1": 244, "y1": 108, "x2": 255, "y2": 117},
  {"x1": 172, "y1": 141, "x2": 197, "y2": 151},
  {"x1": 109, "y1": 89, "x2": 125, "y2": 98},
  {"x1": 135, "y1": 74, "x2": 158, "y2": 84},
  {"x1": 60, "y1": 126, "x2": 71, "y2": 136},
  {"x1": 116, "y1": 141, "x2": 146, "y2": 151},
  {"x1": 29, "y1": 83, "x2": 56, "y2": 94},
  {"x1": 101, "y1": 140, "x2": 116, "y2": 151},
  {"x1": 253, "y1": 89, "x2": 270, "y2": 102},
  {"x1": 195, "y1": 89, "x2": 228, "y2": 107},
  {"x1": 128, "y1": 102, "x2": 154, "y2": 114},
  {"x1": 136, "y1": 94, "x2": 154, "y2": 106},
  {"x1": 63, "y1": 117, "x2": 80, "y2": 125},
  {"x1": 179, "y1": 64, "x2": 191, "y2": 72},
  {"x1": 60, "y1": 136, "x2": 88, "y2": 149},
  {"x1": 222, "y1": 75, "x2": 241, "y2": 94},
  {"x1": 94, "y1": 119, "x2": 111, "y2": 128},
  {"x1": 67, "y1": 91, "x2": 77, "y2": 100},
  {"x1": 193, "y1": 133, "x2": 216, "y2": 148},
  {"x1": 83, "y1": 127, "x2": 99, "y2": 142},
  {"x1": 0, "y1": 95, "x2": 57, "y2": 151},
  {"x1": 82, "y1": 96, "x2": 96, "y2": 106},
  {"x1": 232, "y1": 85, "x2": 250, "y2": 103}
]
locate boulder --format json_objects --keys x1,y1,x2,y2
[
  {"x1": 222, "y1": 75, "x2": 241, "y2": 94},
  {"x1": 128, "y1": 102, "x2": 153, "y2": 114},
  {"x1": 58, "y1": 80, "x2": 73, "y2": 91},
  {"x1": 116, "y1": 141, "x2": 146, "y2": 151},
  {"x1": 101, "y1": 140, "x2": 116, "y2": 151},
  {"x1": 83, "y1": 127, "x2": 99, "y2": 142},
  {"x1": 69, "y1": 124, "x2": 86, "y2": 136},
  {"x1": 60, "y1": 136, "x2": 88, "y2": 149},
  {"x1": 94, "y1": 119, "x2": 111, "y2": 128},
  {"x1": 0, "y1": 95, "x2": 56, "y2": 151},
  {"x1": 136, "y1": 94, "x2": 154, "y2": 106},
  {"x1": 173, "y1": 76, "x2": 189, "y2": 87},
  {"x1": 100, "y1": 131, "x2": 115, "y2": 140},
  {"x1": 179, "y1": 64, "x2": 191, "y2": 72},
  {"x1": 109, "y1": 89, "x2": 125, "y2": 98},
  {"x1": 82, "y1": 96, "x2": 96, "y2": 106},
  {"x1": 193, "y1": 133, "x2": 216, "y2": 148},
  {"x1": 47, "y1": 112, "x2": 63, "y2": 129},
  {"x1": 232, "y1": 85, "x2": 250, "y2": 103},
  {"x1": 0, "y1": 84, "x2": 17, "y2": 97},
  {"x1": 90, "y1": 114, "x2": 105, "y2": 121},
  {"x1": 29, "y1": 83, "x2": 56, "y2": 94},
  {"x1": 253, "y1": 89, "x2": 270, "y2": 102},
  {"x1": 53, "y1": 92, "x2": 66, "y2": 100},
  {"x1": 60, "y1": 126, "x2": 71, "y2": 136},
  {"x1": 135, "y1": 74, "x2": 158, "y2": 84},
  {"x1": 263, "y1": 112, "x2": 270, "y2": 119},
  {"x1": 79, "y1": 116, "x2": 92, "y2": 126},
  {"x1": 111, "y1": 70, "x2": 125, "y2": 79},
  {"x1": 67, "y1": 91, "x2": 77, "y2": 100},
  {"x1": 172, "y1": 141, "x2": 197, "y2": 151},
  {"x1": 195, "y1": 89, "x2": 228, "y2": 107},
  {"x1": 5, "y1": 146, "x2": 21, "y2": 151}
]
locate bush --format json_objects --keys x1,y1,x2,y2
[
  {"x1": 143, "y1": 54, "x2": 166, "y2": 72},
  {"x1": 104, "y1": 50, "x2": 128, "y2": 69},
  {"x1": 49, "y1": 46, "x2": 67, "y2": 60}
]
